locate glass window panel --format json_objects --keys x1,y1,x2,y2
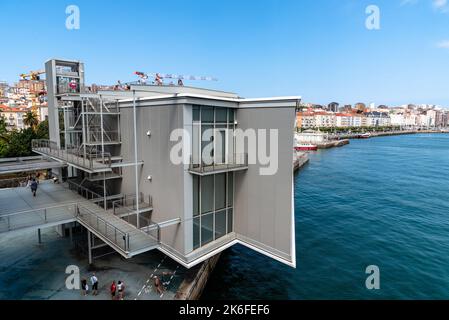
[
  {"x1": 201, "y1": 213, "x2": 214, "y2": 246},
  {"x1": 201, "y1": 176, "x2": 214, "y2": 214},
  {"x1": 229, "y1": 109, "x2": 235, "y2": 123},
  {"x1": 227, "y1": 209, "x2": 233, "y2": 233},
  {"x1": 193, "y1": 217, "x2": 200, "y2": 250},
  {"x1": 215, "y1": 108, "x2": 228, "y2": 123},
  {"x1": 201, "y1": 125, "x2": 214, "y2": 166},
  {"x1": 227, "y1": 127, "x2": 235, "y2": 164},
  {"x1": 192, "y1": 124, "x2": 200, "y2": 167},
  {"x1": 193, "y1": 106, "x2": 200, "y2": 122},
  {"x1": 227, "y1": 173, "x2": 234, "y2": 207},
  {"x1": 201, "y1": 107, "x2": 214, "y2": 123},
  {"x1": 215, "y1": 210, "x2": 227, "y2": 240},
  {"x1": 215, "y1": 173, "x2": 226, "y2": 210},
  {"x1": 215, "y1": 127, "x2": 226, "y2": 165},
  {"x1": 193, "y1": 175, "x2": 199, "y2": 216}
]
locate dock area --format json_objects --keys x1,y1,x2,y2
[
  {"x1": 293, "y1": 152, "x2": 309, "y2": 172},
  {"x1": 329, "y1": 129, "x2": 449, "y2": 140},
  {"x1": 316, "y1": 139, "x2": 350, "y2": 149}
]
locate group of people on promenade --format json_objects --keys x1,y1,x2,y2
[
  {"x1": 81, "y1": 273, "x2": 126, "y2": 300},
  {"x1": 79, "y1": 272, "x2": 173, "y2": 299}
]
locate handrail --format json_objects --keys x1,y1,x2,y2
[
  {"x1": 111, "y1": 195, "x2": 159, "y2": 244},
  {"x1": 1, "y1": 202, "x2": 78, "y2": 219},
  {"x1": 1, "y1": 203, "x2": 78, "y2": 233},
  {"x1": 76, "y1": 204, "x2": 130, "y2": 252},
  {"x1": 189, "y1": 153, "x2": 249, "y2": 173},
  {"x1": 112, "y1": 194, "x2": 152, "y2": 216},
  {"x1": 32, "y1": 139, "x2": 112, "y2": 170},
  {"x1": 67, "y1": 180, "x2": 104, "y2": 202}
]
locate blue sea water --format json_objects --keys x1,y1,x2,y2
[{"x1": 202, "y1": 134, "x2": 449, "y2": 300}]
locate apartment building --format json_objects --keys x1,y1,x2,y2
[
  {"x1": 30, "y1": 59, "x2": 299, "y2": 268},
  {"x1": 365, "y1": 111, "x2": 391, "y2": 127},
  {"x1": 314, "y1": 112, "x2": 335, "y2": 128},
  {"x1": 0, "y1": 105, "x2": 27, "y2": 130},
  {"x1": 297, "y1": 112, "x2": 315, "y2": 129},
  {"x1": 335, "y1": 113, "x2": 353, "y2": 127}
]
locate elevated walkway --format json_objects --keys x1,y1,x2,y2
[
  {"x1": 0, "y1": 182, "x2": 159, "y2": 258},
  {"x1": 32, "y1": 140, "x2": 112, "y2": 174},
  {"x1": 0, "y1": 156, "x2": 67, "y2": 175}
]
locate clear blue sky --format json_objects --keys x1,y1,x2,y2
[{"x1": 1, "y1": 0, "x2": 449, "y2": 106}]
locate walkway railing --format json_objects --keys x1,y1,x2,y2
[
  {"x1": 0, "y1": 203, "x2": 78, "y2": 233},
  {"x1": 112, "y1": 193, "x2": 152, "y2": 213},
  {"x1": 189, "y1": 153, "x2": 249, "y2": 174},
  {"x1": 32, "y1": 139, "x2": 111, "y2": 172},
  {"x1": 67, "y1": 180, "x2": 104, "y2": 202},
  {"x1": 112, "y1": 194, "x2": 159, "y2": 244},
  {"x1": 76, "y1": 205, "x2": 130, "y2": 252}
]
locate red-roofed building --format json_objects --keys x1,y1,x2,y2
[{"x1": 0, "y1": 104, "x2": 28, "y2": 130}]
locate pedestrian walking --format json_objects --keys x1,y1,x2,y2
[
  {"x1": 153, "y1": 276, "x2": 164, "y2": 296},
  {"x1": 30, "y1": 179, "x2": 38, "y2": 197}
]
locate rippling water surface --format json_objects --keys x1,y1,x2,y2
[{"x1": 203, "y1": 134, "x2": 449, "y2": 300}]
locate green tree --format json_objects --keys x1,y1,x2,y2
[
  {"x1": 0, "y1": 116, "x2": 6, "y2": 134},
  {"x1": 35, "y1": 119, "x2": 49, "y2": 139},
  {"x1": 23, "y1": 111, "x2": 39, "y2": 130},
  {"x1": 2, "y1": 128, "x2": 36, "y2": 157}
]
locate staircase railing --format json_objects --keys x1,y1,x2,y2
[{"x1": 76, "y1": 205, "x2": 130, "y2": 252}]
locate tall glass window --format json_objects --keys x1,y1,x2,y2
[
  {"x1": 193, "y1": 175, "x2": 199, "y2": 216},
  {"x1": 201, "y1": 175, "x2": 214, "y2": 214},
  {"x1": 191, "y1": 106, "x2": 236, "y2": 168},
  {"x1": 192, "y1": 172, "x2": 235, "y2": 249}
]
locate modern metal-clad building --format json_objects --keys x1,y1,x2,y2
[{"x1": 27, "y1": 59, "x2": 300, "y2": 268}]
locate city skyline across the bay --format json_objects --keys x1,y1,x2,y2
[{"x1": 1, "y1": 0, "x2": 449, "y2": 105}]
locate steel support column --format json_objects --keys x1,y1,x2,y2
[
  {"x1": 87, "y1": 230, "x2": 93, "y2": 265},
  {"x1": 132, "y1": 90, "x2": 140, "y2": 228}
]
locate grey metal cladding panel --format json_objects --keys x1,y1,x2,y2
[
  {"x1": 120, "y1": 104, "x2": 186, "y2": 254},
  {"x1": 234, "y1": 107, "x2": 295, "y2": 265}
]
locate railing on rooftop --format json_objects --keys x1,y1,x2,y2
[{"x1": 189, "y1": 153, "x2": 249, "y2": 174}]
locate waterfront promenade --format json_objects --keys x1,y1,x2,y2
[{"x1": 328, "y1": 129, "x2": 449, "y2": 140}]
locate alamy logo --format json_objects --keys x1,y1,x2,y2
[
  {"x1": 170, "y1": 128, "x2": 279, "y2": 176},
  {"x1": 66, "y1": 5, "x2": 80, "y2": 30},
  {"x1": 365, "y1": 265, "x2": 380, "y2": 290},
  {"x1": 365, "y1": 5, "x2": 380, "y2": 30},
  {"x1": 65, "y1": 265, "x2": 80, "y2": 290}
]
